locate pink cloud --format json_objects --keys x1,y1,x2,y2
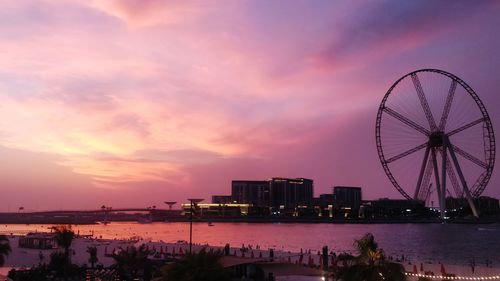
[{"x1": 0, "y1": 1, "x2": 499, "y2": 210}]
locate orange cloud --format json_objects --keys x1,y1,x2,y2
[{"x1": 85, "y1": 0, "x2": 207, "y2": 27}]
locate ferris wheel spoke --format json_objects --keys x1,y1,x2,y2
[
  {"x1": 411, "y1": 73, "x2": 437, "y2": 131},
  {"x1": 418, "y1": 157, "x2": 434, "y2": 202},
  {"x1": 414, "y1": 145, "x2": 430, "y2": 200},
  {"x1": 430, "y1": 148, "x2": 443, "y2": 219},
  {"x1": 446, "y1": 118, "x2": 485, "y2": 136},
  {"x1": 383, "y1": 106, "x2": 430, "y2": 136},
  {"x1": 438, "y1": 80, "x2": 457, "y2": 131},
  {"x1": 386, "y1": 142, "x2": 427, "y2": 163},
  {"x1": 449, "y1": 143, "x2": 487, "y2": 169},
  {"x1": 445, "y1": 154, "x2": 463, "y2": 197}
]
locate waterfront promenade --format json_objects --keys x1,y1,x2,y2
[{"x1": 1, "y1": 234, "x2": 499, "y2": 280}]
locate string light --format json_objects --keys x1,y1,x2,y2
[{"x1": 405, "y1": 272, "x2": 500, "y2": 280}]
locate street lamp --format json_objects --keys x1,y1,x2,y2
[
  {"x1": 164, "y1": 201, "x2": 177, "y2": 210},
  {"x1": 187, "y1": 198, "x2": 203, "y2": 254}
]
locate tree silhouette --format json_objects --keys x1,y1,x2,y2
[
  {"x1": 49, "y1": 251, "x2": 70, "y2": 273},
  {"x1": 87, "y1": 246, "x2": 98, "y2": 268},
  {"x1": 111, "y1": 245, "x2": 151, "y2": 280},
  {"x1": 162, "y1": 248, "x2": 230, "y2": 281},
  {"x1": 51, "y1": 225, "x2": 75, "y2": 259},
  {"x1": 0, "y1": 234, "x2": 11, "y2": 266},
  {"x1": 49, "y1": 225, "x2": 76, "y2": 279},
  {"x1": 335, "y1": 233, "x2": 406, "y2": 281}
]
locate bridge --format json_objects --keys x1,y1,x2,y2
[
  {"x1": 21, "y1": 208, "x2": 174, "y2": 215},
  {"x1": 0, "y1": 208, "x2": 184, "y2": 224}
]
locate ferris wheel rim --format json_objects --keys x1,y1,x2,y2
[{"x1": 375, "y1": 69, "x2": 495, "y2": 200}]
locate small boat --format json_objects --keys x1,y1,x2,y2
[
  {"x1": 208, "y1": 221, "x2": 214, "y2": 226},
  {"x1": 477, "y1": 227, "x2": 498, "y2": 231}
]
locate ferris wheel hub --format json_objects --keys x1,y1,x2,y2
[{"x1": 429, "y1": 132, "x2": 445, "y2": 147}]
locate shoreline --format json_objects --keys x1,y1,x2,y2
[{"x1": 0, "y1": 216, "x2": 498, "y2": 225}]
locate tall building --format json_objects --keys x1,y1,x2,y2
[
  {"x1": 231, "y1": 180, "x2": 270, "y2": 206},
  {"x1": 333, "y1": 186, "x2": 362, "y2": 217},
  {"x1": 231, "y1": 178, "x2": 314, "y2": 210},
  {"x1": 269, "y1": 178, "x2": 313, "y2": 209}
]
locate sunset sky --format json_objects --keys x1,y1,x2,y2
[{"x1": 1, "y1": 1, "x2": 499, "y2": 211}]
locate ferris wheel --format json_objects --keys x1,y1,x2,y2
[{"x1": 375, "y1": 69, "x2": 495, "y2": 218}]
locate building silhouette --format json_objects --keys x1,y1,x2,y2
[
  {"x1": 314, "y1": 194, "x2": 334, "y2": 217},
  {"x1": 360, "y1": 199, "x2": 428, "y2": 219},
  {"x1": 231, "y1": 180, "x2": 270, "y2": 206},
  {"x1": 230, "y1": 178, "x2": 314, "y2": 212},
  {"x1": 269, "y1": 178, "x2": 313, "y2": 210},
  {"x1": 211, "y1": 195, "x2": 233, "y2": 204},
  {"x1": 333, "y1": 186, "x2": 362, "y2": 218}
]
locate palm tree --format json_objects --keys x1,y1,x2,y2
[
  {"x1": 52, "y1": 225, "x2": 75, "y2": 258},
  {"x1": 335, "y1": 233, "x2": 406, "y2": 281},
  {"x1": 162, "y1": 248, "x2": 230, "y2": 281},
  {"x1": 0, "y1": 234, "x2": 12, "y2": 266},
  {"x1": 87, "y1": 246, "x2": 98, "y2": 268},
  {"x1": 50, "y1": 225, "x2": 76, "y2": 279}
]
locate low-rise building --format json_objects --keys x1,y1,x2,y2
[
  {"x1": 18, "y1": 233, "x2": 56, "y2": 249},
  {"x1": 361, "y1": 198, "x2": 428, "y2": 219},
  {"x1": 212, "y1": 195, "x2": 233, "y2": 204},
  {"x1": 446, "y1": 196, "x2": 500, "y2": 218},
  {"x1": 181, "y1": 203, "x2": 251, "y2": 217}
]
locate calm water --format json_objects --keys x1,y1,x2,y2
[{"x1": 1, "y1": 222, "x2": 499, "y2": 266}]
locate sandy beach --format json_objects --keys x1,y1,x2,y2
[
  {"x1": 0, "y1": 234, "x2": 327, "y2": 280},
  {"x1": 2, "y1": 235, "x2": 311, "y2": 267}
]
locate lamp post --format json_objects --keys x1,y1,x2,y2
[
  {"x1": 164, "y1": 201, "x2": 177, "y2": 210},
  {"x1": 187, "y1": 198, "x2": 203, "y2": 254}
]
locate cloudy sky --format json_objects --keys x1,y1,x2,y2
[{"x1": 0, "y1": 0, "x2": 499, "y2": 211}]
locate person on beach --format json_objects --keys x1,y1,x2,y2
[{"x1": 38, "y1": 251, "x2": 44, "y2": 265}]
